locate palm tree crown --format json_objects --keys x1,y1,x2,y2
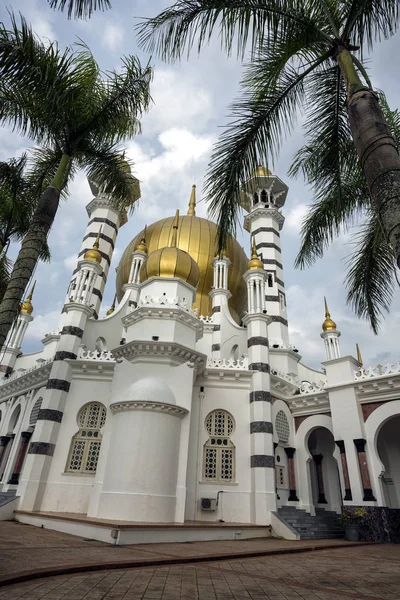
[
  {"x1": 0, "y1": 14, "x2": 152, "y2": 347},
  {"x1": 137, "y1": 0, "x2": 400, "y2": 331}
]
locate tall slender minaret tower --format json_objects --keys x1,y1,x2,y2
[
  {"x1": 19, "y1": 238, "x2": 104, "y2": 510},
  {"x1": 243, "y1": 243, "x2": 276, "y2": 523},
  {"x1": 73, "y1": 177, "x2": 136, "y2": 318},
  {"x1": 321, "y1": 297, "x2": 341, "y2": 360},
  {"x1": 241, "y1": 166, "x2": 289, "y2": 346},
  {"x1": 122, "y1": 228, "x2": 148, "y2": 307},
  {"x1": 209, "y1": 248, "x2": 231, "y2": 358},
  {"x1": 1, "y1": 282, "x2": 35, "y2": 375}
]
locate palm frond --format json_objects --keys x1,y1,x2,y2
[
  {"x1": 28, "y1": 147, "x2": 74, "y2": 199},
  {"x1": 0, "y1": 251, "x2": 12, "y2": 303},
  {"x1": 72, "y1": 55, "x2": 153, "y2": 150},
  {"x1": 343, "y1": 0, "x2": 400, "y2": 51},
  {"x1": 136, "y1": 0, "x2": 331, "y2": 62},
  {"x1": 205, "y1": 51, "x2": 330, "y2": 249},
  {"x1": 346, "y1": 213, "x2": 396, "y2": 334},
  {"x1": 80, "y1": 144, "x2": 141, "y2": 210},
  {"x1": 48, "y1": 0, "x2": 111, "y2": 19},
  {"x1": 294, "y1": 165, "x2": 368, "y2": 267}
]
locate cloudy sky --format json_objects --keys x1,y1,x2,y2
[{"x1": 1, "y1": 0, "x2": 399, "y2": 370}]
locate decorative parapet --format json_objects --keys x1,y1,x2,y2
[
  {"x1": 199, "y1": 315, "x2": 214, "y2": 323},
  {"x1": 206, "y1": 357, "x2": 249, "y2": 370},
  {"x1": 299, "y1": 380, "x2": 327, "y2": 394},
  {"x1": 77, "y1": 348, "x2": 116, "y2": 362},
  {"x1": 137, "y1": 294, "x2": 198, "y2": 315},
  {"x1": 0, "y1": 359, "x2": 53, "y2": 400},
  {"x1": 354, "y1": 362, "x2": 400, "y2": 381}
]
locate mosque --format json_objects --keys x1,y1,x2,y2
[{"x1": 0, "y1": 167, "x2": 399, "y2": 544}]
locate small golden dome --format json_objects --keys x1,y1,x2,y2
[
  {"x1": 106, "y1": 294, "x2": 117, "y2": 316},
  {"x1": 20, "y1": 281, "x2": 36, "y2": 315},
  {"x1": 134, "y1": 226, "x2": 147, "y2": 253},
  {"x1": 252, "y1": 165, "x2": 272, "y2": 177},
  {"x1": 84, "y1": 228, "x2": 102, "y2": 263},
  {"x1": 247, "y1": 239, "x2": 264, "y2": 270},
  {"x1": 140, "y1": 210, "x2": 200, "y2": 288},
  {"x1": 322, "y1": 297, "x2": 337, "y2": 331}
]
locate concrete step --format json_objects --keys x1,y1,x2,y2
[{"x1": 277, "y1": 506, "x2": 344, "y2": 541}]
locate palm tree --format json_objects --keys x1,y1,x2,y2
[
  {"x1": 292, "y1": 91, "x2": 399, "y2": 333},
  {"x1": 0, "y1": 154, "x2": 50, "y2": 302},
  {"x1": 0, "y1": 14, "x2": 152, "y2": 347},
  {"x1": 47, "y1": 0, "x2": 111, "y2": 19},
  {"x1": 137, "y1": 1, "x2": 400, "y2": 311}
]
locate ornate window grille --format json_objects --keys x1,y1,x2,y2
[
  {"x1": 66, "y1": 402, "x2": 106, "y2": 474},
  {"x1": 203, "y1": 410, "x2": 235, "y2": 482},
  {"x1": 275, "y1": 410, "x2": 290, "y2": 443}
]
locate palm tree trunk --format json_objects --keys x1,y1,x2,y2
[
  {"x1": 0, "y1": 154, "x2": 71, "y2": 349},
  {"x1": 337, "y1": 48, "x2": 400, "y2": 268}
]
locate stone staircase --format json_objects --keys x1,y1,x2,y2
[
  {"x1": 278, "y1": 506, "x2": 344, "y2": 540},
  {"x1": 0, "y1": 490, "x2": 17, "y2": 508}
]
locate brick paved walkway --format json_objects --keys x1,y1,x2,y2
[
  {"x1": 0, "y1": 521, "x2": 364, "y2": 584},
  {"x1": 1, "y1": 544, "x2": 399, "y2": 599}
]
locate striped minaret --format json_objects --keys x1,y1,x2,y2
[
  {"x1": 209, "y1": 252, "x2": 231, "y2": 358},
  {"x1": 241, "y1": 166, "x2": 289, "y2": 346},
  {"x1": 0, "y1": 282, "x2": 35, "y2": 375},
  {"x1": 243, "y1": 242, "x2": 276, "y2": 524},
  {"x1": 122, "y1": 228, "x2": 148, "y2": 307},
  {"x1": 18, "y1": 240, "x2": 103, "y2": 511},
  {"x1": 73, "y1": 180, "x2": 129, "y2": 318}
]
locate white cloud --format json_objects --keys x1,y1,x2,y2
[
  {"x1": 141, "y1": 69, "x2": 213, "y2": 134},
  {"x1": 285, "y1": 202, "x2": 308, "y2": 234},
  {"x1": 102, "y1": 23, "x2": 124, "y2": 52},
  {"x1": 25, "y1": 310, "x2": 62, "y2": 342}
]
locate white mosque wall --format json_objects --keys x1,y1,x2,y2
[
  {"x1": 185, "y1": 379, "x2": 253, "y2": 524},
  {"x1": 34, "y1": 374, "x2": 113, "y2": 514}
]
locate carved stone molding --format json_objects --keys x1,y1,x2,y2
[{"x1": 110, "y1": 400, "x2": 188, "y2": 418}]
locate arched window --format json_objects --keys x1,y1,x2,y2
[
  {"x1": 95, "y1": 337, "x2": 107, "y2": 352},
  {"x1": 203, "y1": 410, "x2": 235, "y2": 482},
  {"x1": 253, "y1": 192, "x2": 258, "y2": 205},
  {"x1": 230, "y1": 344, "x2": 239, "y2": 361},
  {"x1": 29, "y1": 397, "x2": 43, "y2": 430},
  {"x1": 260, "y1": 189, "x2": 267, "y2": 203},
  {"x1": 66, "y1": 402, "x2": 106, "y2": 474}
]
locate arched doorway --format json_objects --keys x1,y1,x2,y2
[
  {"x1": 377, "y1": 415, "x2": 400, "y2": 508},
  {"x1": 308, "y1": 427, "x2": 341, "y2": 512}
]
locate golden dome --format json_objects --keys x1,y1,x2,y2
[
  {"x1": 247, "y1": 239, "x2": 264, "y2": 270},
  {"x1": 141, "y1": 210, "x2": 200, "y2": 288},
  {"x1": 252, "y1": 165, "x2": 272, "y2": 177},
  {"x1": 20, "y1": 281, "x2": 36, "y2": 315},
  {"x1": 322, "y1": 297, "x2": 337, "y2": 331},
  {"x1": 84, "y1": 227, "x2": 102, "y2": 263},
  {"x1": 116, "y1": 190, "x2": 249, "y2": 322}
]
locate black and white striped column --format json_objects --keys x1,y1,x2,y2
[
  {"x1": 243, "y1": 176, "x2": 289, "y2": 347},
  {"x1": 243, "y1": 264, "x2": 276, "y2": 523},
  {"x1": 19, "y1": 261, "x2": 102, "y2": 510},
  {"x1": 74, "y1": 195, "x2": 126, "y2": 317}
]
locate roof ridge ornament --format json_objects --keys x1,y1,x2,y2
[{"x1": 187, "y1": 184, "x2": 196, "y2": 216}]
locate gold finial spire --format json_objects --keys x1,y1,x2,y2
[
  {"x1": 187, "y1": 185, "x2": 196, "y2": 216},
  {"x1": 322, "y1": 297, "x2": 337, "y2": 331},
  {"x1": 356, "y1": 343, "x2": 363, "y2": 366},
  {"x1": 135, "y1": 225, "x2": 147, "y2": 253},
  {"x1": 84, "y1": 226, "x2": 102, "y2": 263},
  {"x1": 106, "y1": 294, "x2": 117, "y2": 316},
  {"x1": 247, "y1": 237, "x2": 263, "y2": 270},
  {"x1": 20, "y1": 280, "x2": 36, "y2": 314},
  {"x1": 170, "y1": 210, "x2": 179, "y2": 247}
]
